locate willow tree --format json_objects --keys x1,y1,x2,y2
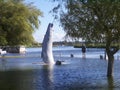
[
  {"x1": 52, "y1": 0, "x2": 120, "y2": 77},
  {"x1": 0, "y1": 0, "x2": 42, "y2": 46}
]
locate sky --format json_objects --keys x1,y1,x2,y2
[{"x1": 24, "y1": 0, "x2": 65, "y2": 43}]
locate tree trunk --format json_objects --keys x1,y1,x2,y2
[
  {"x1": 107, "y1": 54, "x2": 114, "y2": 77},
  {"x1": 107, "y1": 76, "x2": 114, "y2": 90}
]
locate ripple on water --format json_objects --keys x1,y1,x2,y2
[{"x1": 0, "y1": 47, "x2": 120, "y2": 90}]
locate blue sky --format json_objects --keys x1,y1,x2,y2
[{"x1": 25, "y1": 0, "x2": 65, "y2": 43}]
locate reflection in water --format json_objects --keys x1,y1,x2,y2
[
  {"x1": 107, "y1": 76, "x2": 114, "y2": 90},
  {"x1": 0, "y1": 70, "x2": 34, "y2": 90},
  {"x1": 42, "y1": 64, "x2": 54, "y2": 90},
  {"x1": 0, "y1": 60, "x2": 54, "y2": 90},
  {"x1": 0, "y1": 59, "x2": 7, "y2": 71},
  {"x1": 0, "y1": 47, "x2": 120, "y2": 90},
  {"x1": 33, "y1": 64, "x2": 54, "y2": 90}
]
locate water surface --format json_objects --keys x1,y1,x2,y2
[{"x1": 0, "y1": 46, "x2": 120, "y2": 90}]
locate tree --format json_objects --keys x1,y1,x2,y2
[
  {"x1": 52, "y1": 0, "x2": 120, "y2": 77},
  {"x1": 0, "y1": 0, "x2": 42, "y2": 46}
]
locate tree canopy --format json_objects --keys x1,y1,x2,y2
[
  {"x1": 59, "y1": 0, "x2": 120, "y2": 43},
  {"x1": 0, "y1": 0, "x2": 42, "y2": 46},
  {"x1": 52, "y1": 0, "x2": 120, "y2": 76}
]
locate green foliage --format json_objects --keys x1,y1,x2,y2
[
  {"x1": 0, "y1": 0, "x2": 42, "y2": 46},
  {"x1": 52, "y1": 0, "x2": 120, "y2": 76},
  {"x1": 54, "y1": 0, "x2": 120, "y2": 50}
]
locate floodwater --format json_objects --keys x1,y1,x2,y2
[{"x1": 0, "y1": 46, "x2": 120, "y2": 90}]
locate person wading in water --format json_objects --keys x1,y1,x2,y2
[{"x1": 81, "y1": 44, "x2": 86, "y2": 59}]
